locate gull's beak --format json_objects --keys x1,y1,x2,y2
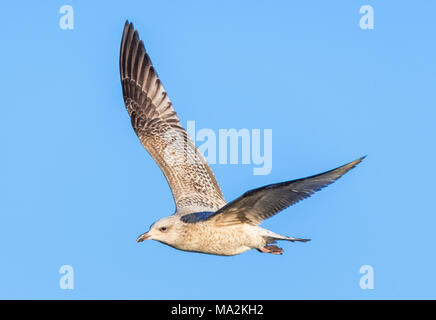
[{"x1": 136, "y1": 232, "x2": 151, "y2": 243}]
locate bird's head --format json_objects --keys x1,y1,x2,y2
[{"x1": 136, "y1": 216, "x2": 180, "y2": 246}]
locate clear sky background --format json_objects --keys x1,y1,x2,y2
[{"x1": 1, "y1": 1, "x2": 435, "y2": 299}]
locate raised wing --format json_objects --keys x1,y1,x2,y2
[
  {"x1": 208, "y1": 157, "x2": 365, "y2": 226},
  {"x1": 120, "y1": 21, "x2": 225, "y2": 214}
]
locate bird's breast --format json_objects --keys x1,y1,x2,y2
[{"x1": 175, "y1": 222, "x2": 260, "y2": 256}]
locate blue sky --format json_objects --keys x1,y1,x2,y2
[{"x1": 1, "y1": 1, "x2": 435, "y2": 299}]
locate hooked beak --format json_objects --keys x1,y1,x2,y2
[{"x1": 136, "y1": 232, "x2": 151, "y2": 243}]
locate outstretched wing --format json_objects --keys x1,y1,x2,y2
[
  {"x1": 208, "y1": 157, "x2": 365, "y2": 226},
  {"x1": 120, "y1": 21, "x2": 225, "y2": 214}
]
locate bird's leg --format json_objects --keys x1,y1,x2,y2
[{"x1": 258, "y1": 245, "x2": 283, "y2": 255}]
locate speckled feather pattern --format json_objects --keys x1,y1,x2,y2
[
  {"x1": 120, "y1": 21, "x2": 364, "y2": 256},
  {"x1": 170, "y1": 220, "x2": 270, "y2": 256},
  {"x1": 120, "y1": 21, "x2": 226, "y2": 214}
]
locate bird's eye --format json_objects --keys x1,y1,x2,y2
[{"x1": 160, "y1": 227, "x2": 167, "y2": 232}]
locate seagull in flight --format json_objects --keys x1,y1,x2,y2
[{"x1": 119, "y1": 21, "x2": 364, "y2": 255}]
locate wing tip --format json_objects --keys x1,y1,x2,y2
[
  {"x1": 122, "y1": 20, "x2": 133, "y2": 40},
  {"x1": 124, "y1": 19, "x2": 133, "y2": 32},
  {"x1": 358, "y1": 154, "x2": 367, "y2": 162},
  {"x1": 345, "y1": 155, "x2": 367, "y2": 171},
  {"x1": 120, "y1": 20, "x2": 141, "y2": 80}
]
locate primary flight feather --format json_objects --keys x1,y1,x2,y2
[{"x1": 119, "y1": 21, "x2": 364, "y2": 255}]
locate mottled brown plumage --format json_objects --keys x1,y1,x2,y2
[
  {"x1": 120, "y1": 21, "x2": 225, "y2": 215},
  {"x1": 120, "y1": 21, "x2": 365, "y2": 256}
]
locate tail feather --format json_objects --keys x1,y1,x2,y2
[
  {"x1": 285, "y1": 236, "x2": 311, "y2": 243},
  {"x1": 265, "y1": 234, "x2": 311, "y2": 243}
]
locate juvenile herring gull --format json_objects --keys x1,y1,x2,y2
[{"x1": 119, "y1": 21, "x2": 364, "y2": 255}]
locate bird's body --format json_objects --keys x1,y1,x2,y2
[
  {"x1": 119, "y1": 21, "x2": 364, "y2": 256},
  {"x1": 153, "y1": 218, "x2": 293, "y2": 256},
  {"x1": 162, "y1": 220, "x2": 260, "y2": 256}
]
